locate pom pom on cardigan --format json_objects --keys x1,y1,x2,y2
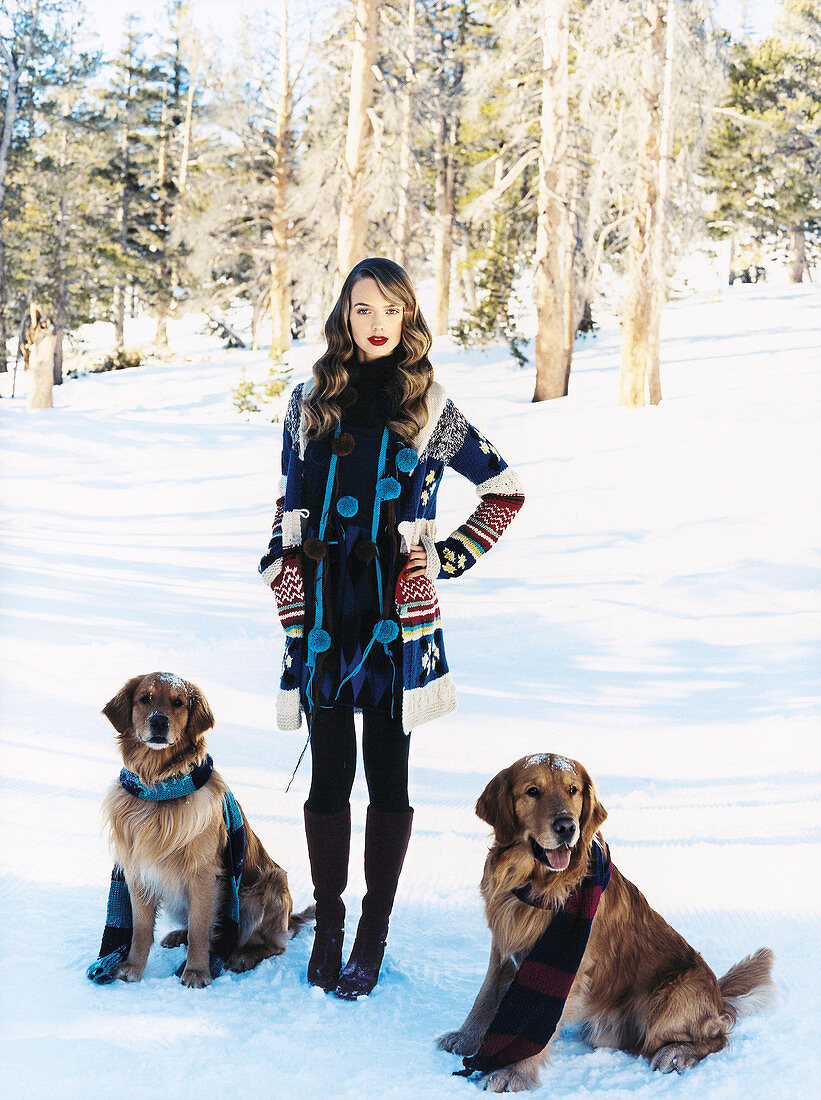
[
  {"x1": 355, "y1": 539, "x2": 377, "y2": 562},
  {"x1": 396, "y1": 446, "x2": 418, "y2": 473},
  {"x1": 373, "y1": 619, "x2": 399, "y2": 643},
  {"x1": 308, "y1": 628, "x2": 331, "y2": 653},
  {"x1": 337, "y1": 495, "x2": 359, "y2": 518},
  {"x1": 332, "y1": 432, "x2": 355, "y2": 456},
  {"x1": 304, "y1": 537, "x2": 328, "y2": 560},
  {"x1": 376, "y1": 476, "x2": 401, "y2": 500}
]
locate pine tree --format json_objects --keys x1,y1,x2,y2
[
  {"x1": 707, "y1": 0, "x2": 821, "y2": 282},
  {"x1": 97, "y1": 17, "x2": 167, "y2": 352},
  {"x1": 184, "y1": 5, "x2": 307, "y2": 351},
  {"x1": 150, "y1": 0, "x2": 200, "y2": 350},
  {"x1": 11, "y1": 1, "x2": 103, "y2": 381},
  {"x1": 0, "y1": 0, "x2": 57, "y2": 373}
]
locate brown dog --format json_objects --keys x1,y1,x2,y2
[
  {"x1": 437, "y1": 753, "x2": 774, "y2": 1092},
  {"x1": 101, "y1": 672, "x2": 310, "y2": 988}
]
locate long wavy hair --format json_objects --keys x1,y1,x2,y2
[{"x1": 303, "y1": 258, "x2": 434, "y2": 443}]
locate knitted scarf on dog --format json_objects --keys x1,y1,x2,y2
[
  {"x1": 86, "y1": 756, "x2": 245, "y2": 984},
  {"x1": 456, "y1": 840, "x2": 611, "y2": 1077}
]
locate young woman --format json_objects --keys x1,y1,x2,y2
[{"x1": 259, "y1": 258, "x2": 524, "y2": 999}]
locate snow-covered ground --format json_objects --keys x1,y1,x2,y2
[{"x1": 1, "y1": 283, "x2": 819, "y2": 1098}]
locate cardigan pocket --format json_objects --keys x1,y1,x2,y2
[
  {"x1": 395, "y1": 569, "x2": 445, "y2": 679},
  {"x1": 395, "y1": 569, "x2": 440, "y2": 633},
  {"x1": 273, "y1": 553, "x2": 305, "y2": 638}
]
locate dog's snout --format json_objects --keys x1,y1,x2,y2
[
  {"x1": 148, "y1": 713, "x2": 170, "y2": 740},
  {"x1": 552, "y1": 815, "x2": 576, "y2": 841}
]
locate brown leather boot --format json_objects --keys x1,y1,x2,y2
[
  {"x1": 304, "y1": 804, "x2": 351, "y2": 991},
  {"x1": 334, "y1": 806, "x2": 413, "y2": 1000}
]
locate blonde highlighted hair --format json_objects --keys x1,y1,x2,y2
[{"x1": 303, "y1": 258, "x2": 434, "y2": 443}]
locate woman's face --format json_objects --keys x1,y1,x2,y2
[{"x1": 348, "y1": 277, "x2": 404, "y2": 363}]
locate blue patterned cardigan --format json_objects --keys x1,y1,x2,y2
[{"x1": 260, "y1": 380, "x2": 525, "y2": 731}]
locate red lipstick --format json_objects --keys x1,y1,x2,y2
[{"x1": 368, "y1": 336, "x2": 388, "y2": 345}]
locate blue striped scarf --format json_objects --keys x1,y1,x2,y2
[{"x1": 87, "y1": 756, "x2": 245, "y2": 984}]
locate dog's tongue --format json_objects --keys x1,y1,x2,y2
[{"x1": 546, "y1": 845, "x2": 572, "y2": 871}]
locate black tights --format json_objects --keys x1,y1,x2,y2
[{"x1": 305, "y1": 705, "x2": 410, "y2": 814}]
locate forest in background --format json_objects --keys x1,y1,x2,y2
[{"x1": 1, "y1": 0, "x2": 819, "y2": 407}]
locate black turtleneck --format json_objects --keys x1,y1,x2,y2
[{"x1": 344, "y1": 350, "x2": 400, "y2": 428}]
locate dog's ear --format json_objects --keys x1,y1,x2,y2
[
  {"x1": 579, "y1": 765, "x2": 607, "y2": 842},
  {"x1": 102, "y1": 676, "x2": 144, "y2": 733},
  {"x1": 476, "y1": 766, "x2": 517, "y2": 843},
  {"x1": 187, "y1": 687, "x2": 214, "y2": 736}
]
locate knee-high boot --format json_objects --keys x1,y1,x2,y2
[
  {"x1": 304, "y1": 804, "x2": 351, "y2": 991},
  {"x1": 334, "y1": 806, "x2": 413, "y2": 1000}
]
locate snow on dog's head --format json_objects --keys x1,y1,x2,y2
[{"x1": 102, "y1": 673, "x2": 215, "y2": 779}]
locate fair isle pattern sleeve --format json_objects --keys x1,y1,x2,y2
[
  {"x1": 258, "y1": 384, "x2": 302, "y2": 587},
  {"x1": 434, "y1": 419, "x2": 525, "y2": 579}
]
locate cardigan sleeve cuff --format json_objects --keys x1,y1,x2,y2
[
  {"x1": 260, "y1": 557, "x2": 284, "y2": 588},
  {"x1": 474, "y1": 467, "x2": 525, "y2": 499},
  {"x1": 419, "y1": 532, "x2": 441, "y2": 581}
]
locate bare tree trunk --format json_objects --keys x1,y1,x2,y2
[
  {"x1": 0, "y1": 3, "x2": 40, "y2": 373},
  {"x1": 51, "y1": 92, "x2": 74, "y2": 385},
  {"x1": 25, "y1": 305, "x2": 57, "y2": 410},
  {"x1": 177, "y1": 80, "x2": 195, "y2": 196},
  {"x1": 270, "y1": 0, "x2": 292, "y2": 359},
  {"x1": 113, "y1": 277, "x2": 126, "y2": 353},
  {"x1": 53, "y1": 191, "x2": 67, "y2": 385},
  {"x1": 533, "y1": 0, "x2": 572, "y2": 402},
  {"x1": 337, "y1": 0, "x2": 379, "y2": 283},
  {"x1": 395, "y1": 0, "x2": 417, "y2": 269},
  {"x1": 620, "y1": 0, "x2": 665, "y2": 409},
  {"x1": 788, "y1": 226, "x2": 807, "y2": 283},
  {"x1": 0, "y1": 2, "x2": 39, "y2": 210},
  {"x1": 170, "y1": 76, "x2": 196, "y2": 313},
  {"x1": 154, "y1": 81, "x2": 171, "y2": 350},
  {"x1": 0, "y1": 237, "x2": 7, "y2": 375},
  {"x1": 431, "y1": 0, "x2": 465, "y2": 336},
  {"x1": 432, "y1": 112, "x2": 456, "y2": 335},
  {"x1": 648, "y1": 0, "x2": 675, "y2": 406},
  {"x1": 460, "y1": 235, "x2": 477, "y2": 313}
]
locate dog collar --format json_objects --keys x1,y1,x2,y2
[
  {"x1": 511, "y1": 883, "x2": 558, "y2": 910},
  {"x1": 119, "y1": 754, "x2": 213, "y2": 801}
]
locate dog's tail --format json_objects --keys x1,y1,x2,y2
[
  {"x1": 718, "y1": 947, "x2": 776, "y2": 1024},
  {"x1": 268, "y1": 905, "x2": 316, "y2": 954},
  {"x1": 288, "y1": 904, "x2": 316, "y2": 936}
]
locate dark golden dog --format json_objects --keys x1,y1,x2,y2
[
  {"x1": 102, "y1": 672, "x2": 310, "y2": 988},
  {"x1": 438, "y1": 753, "x2": 774, "y2": 1092}
]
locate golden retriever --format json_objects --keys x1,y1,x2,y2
[
  {"x1": 101, "y1": 672, "x2": 310, "y2": 988},
  {"x1": 437, "y1": 753, "x2": 774, "y2": 1092}
]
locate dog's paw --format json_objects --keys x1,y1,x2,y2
[
  {"x1": 650, "y1": 1042, "x2": 701, "y2": 1074},
  {"x1": 483, "y1": 1064, "x2": 540, "y2": 1093},
  {"x1": 180, "y1": 965, "x2": 212, "y2": 989},
  {"x1": 161, "y1": 929, "x2": 188, "y2": 949},
  {"x1": 226, "y1": 950, "x2": 263, "y2": 974},
  {"x1": 436, "y1": 1030, "x2": 479, "y2": 1056},
  {"x1": 115, "y1": 962, "x2": 144, "y2": 983}
]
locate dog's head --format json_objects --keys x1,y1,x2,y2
[
  {"x1": 102, "y1": 673, "x2": 214, "y2": 773},
  {"x1": 476, "y1": 753, "x2": 607, "y2": 875}
]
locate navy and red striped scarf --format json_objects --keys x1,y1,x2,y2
[{"x1": 457, "y1": 839, "x2": 611, "y2": 1077}]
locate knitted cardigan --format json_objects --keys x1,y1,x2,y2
[{"x1": 259, "y1": 379, "x2": 524, "y2": 731}]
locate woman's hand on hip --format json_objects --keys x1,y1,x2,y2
[{"x1": 402, "y1": 545, "x2": 428, "y2": 579}]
